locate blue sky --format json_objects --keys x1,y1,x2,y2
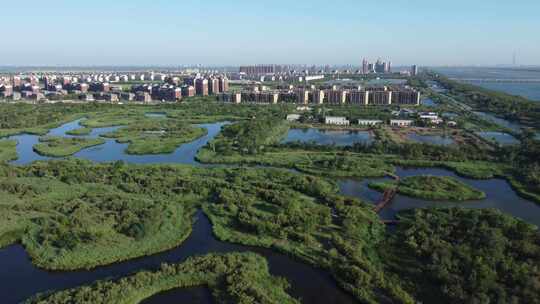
[{"x1": 1, "y1": 0, "x2": 539, "y2": 66}]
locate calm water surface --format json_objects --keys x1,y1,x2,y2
[
  {"x1": 476, "y1": 131, "x2": 520, "y2": 146},
  {"x1": 0, "y1": 211, "x2": 355, "y2": 304},
  {"x1": 8, "y1": 119, "x2": 229, "y2": 166},
  {"x1": 282, "y1": 128, "x2": 373, "y2": 146},
  {"x1": 339, "y1": 167, "x2": 540, "y2": 227}
]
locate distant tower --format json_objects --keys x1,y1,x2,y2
[{"x1": 513, "y1": 51, "x2": 517, "y2": 66}]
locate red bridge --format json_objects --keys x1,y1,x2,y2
[{"x1": 374, "y1": 172, "x2": 400, "y2": 213}]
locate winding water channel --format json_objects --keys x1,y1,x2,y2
[{"x1": 1, "y1": 116, "x2": 539, "y2": 303}]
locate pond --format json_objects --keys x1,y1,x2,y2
[
  {"x1": 144, "y1": 112, "x2": 168, "y2": 118},
  {"x1": 282, "y1": 128, "x2": 373, "y2": 146},
  {"x1": 421, "y1": 98, "x2": 437, "y2": 106},
  {"x1": 476, "y1": 131, "x2": 520, "y2": 146},
  {"x1": 0, "y1": 211, "x2": 356, "y2": 304},
  {"x1": 473, "y1": 111, "x2": 523, "y2": 133},
  {"x1": 407, "y1": 133, "x2": 454, "y2": 145},
  {"x1": 339, "y1": 167, "x2": 540, "y2": 227}
]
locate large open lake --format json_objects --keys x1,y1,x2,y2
[{"x1": 434, "y1": 67, "x2": 540, "y2": 101}]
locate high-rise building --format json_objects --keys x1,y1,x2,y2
[
  {"x1": 239, "y1": 65, "x2": 275, "y2": 75},
  {"x1": 182, "y1": 85, "x2": 196, "y2": 97},
  {"x1": 295, "y1": 89, "x2": 309, "y2": 104},
  {"x1": 311, "y1": 90, "x2": 325, "y2": 104},
  {"x1": 411, "y1": 65, "x2": 418, "y2": 76},
  {"x1": 218, "y1": 77, "x2": 229, "y2": 92},
  {"x1": 208, "y1": 78, "x2": 219, "y2": 95},
  {"x1": 369, "y1": 91, "x2": 392, "y2": 105},
  {"x1": 348, "y1": 90, "x2": 369, "y2": 105},
  {"x1": 362, "y1": 58, "x2": 369, "y2": 74},
  {"x1": 195, "y1": 78, "x2": 209, "y2": 96},
  {"x1": 327, "y1": 90, "x2": 347, "y2": 104}
]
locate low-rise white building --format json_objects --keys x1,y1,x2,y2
[
  {"x1": 286, "y1": 114, "x2": 301, "y2": 121},
  {"x1": 357, "y1": 119, "x2": 383, "y2": 126},
  {"x1": 390, "y1": 119, "x2": 414, "y2": 127},
  {"x1": 325, "y1": 116, "x2": 350, "y2": 126}
]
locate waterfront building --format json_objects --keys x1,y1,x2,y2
[
  {"x1": 286, "y1": 114, "x2": 301, "y2": 121},
  {"x1": 357, "y1": 119, "x2": 383, "y2": 126},
  {"x1": 390, "y1": 119, "x2": 413, "y2": 127},
  {"x1": 325, "y1": 116, "x2": 350, "y2": 125}
]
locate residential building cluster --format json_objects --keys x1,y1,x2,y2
[
  {"x1": 0, "y1": 73, "x2": 229, "y2": 103},
  {"x1": 218, "y1": 84, "x2": 420, "y2": 106}
]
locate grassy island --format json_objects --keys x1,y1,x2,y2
[
  {"x1": 0, "y1": 140, "x2": 18, "y2": 162},
  {"x1": 33, "y1": 136, "x2": 105, "y2": 157},
  {"x1": 100, "y1": 118, "x2": 207, "y2": 155},
  {"x1": 369, "y1": 175, "x2": 486, "y2": 201},
  {"x1": 65, "y1": 127, "x2": 92, "y2": 136},
  {"x1": 24, "y1": 252, "x2": 299, "y2": 304}
]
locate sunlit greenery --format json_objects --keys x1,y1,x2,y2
[
  {"x1": 0, "y1": 140, "x2": 18, "y2": 162},
  {"x1": 100, "y1": 118, "x2": 207, "y2": 154},
  {"x1": 25, "y1": 252, "x2": 299, "y2": 304},
  {"x1": 384, "y1": 208, "x2": 540, "y2": 304},
  {"x1": 369, "y1": 175, "x2": 486, "y2": 201},
  {"x1": 33, "y1": 136, "x2": 105, "y2": 157}
]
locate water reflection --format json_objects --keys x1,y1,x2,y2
[
  {"x1": 339, "y1": 167, "x2": 540, "y2": 227},
  {"x1": 7, "y1": 120, "x2": 229, "y2": 166},
  {"x1": 0, "y1": 211, "x2": 355, "y2": 304},
  {"x1": 282, "y1": 128, "x2": 373, "y2": 146},
  {"x1": 476, "y1": 131, "x2": 519, "y2": 146}
]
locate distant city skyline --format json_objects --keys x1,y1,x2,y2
[{"x1": 1, "y1": 0, "x2": 539, "y2": 66}]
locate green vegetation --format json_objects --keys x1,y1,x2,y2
[
  {"x1": 0, "y1": 99, "x2": 539, "y2": 303},
  {"x1": 0, "y1": 103, "x2": 96, "y2": 137},
  {"x1": 204, "y1": 117, "x2": 289, "y2": 155},
  {"x1": 65, "y1": 127, "x2": 92, "y2": 136},
  {"x1": 0, "y1": 159, "x2": 413, "y2": 302},
  {"x1": 385, "y1": 208, "x2": 540, "y2": 304},
  {"x1": 369, "y1": 175, "x2": 486, "y2": 201},
  {"x1": 25, "y1": 253, "x2": 298, "y2": 304},
  {"x1": 101, "y1": 118, "x2": 207, "y2": 154},
  {"x1": 0, "y1": 140, "x2": 18, "y2": 162},
  {"x1": 33, "y1": 136, "x2": 105, "y2": 157}
]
